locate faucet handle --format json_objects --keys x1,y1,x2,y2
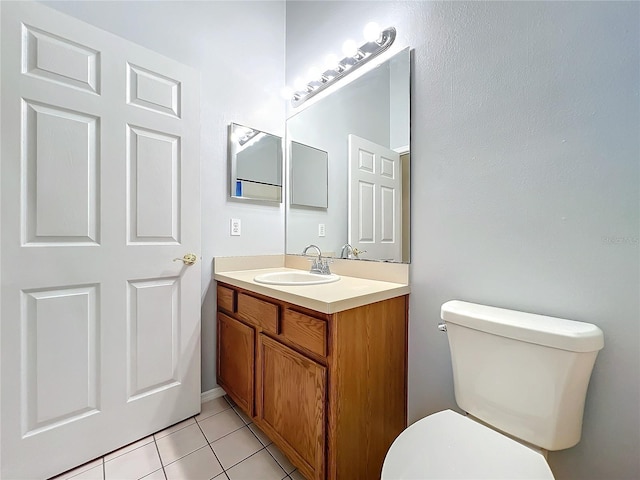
[
  {"x1": 308, "y1": 257, "x2": 323, "y2": 274},
  {"x1": 320, "y1": 258, "x2": 333, "y2": 274},
  {"x1": 352, "y1": 248, "x2": 367, "y2": 259}
]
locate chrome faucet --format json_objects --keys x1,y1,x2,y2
[
  {"x1": 302, "y1": 244, "x2": 332, "y2": 275},
  {"x1": 340, "y1": 243, "x2": 366, "y2": 259},
  {"x1": 340, "y1": 244, "x2": 353, "y2": 259}
]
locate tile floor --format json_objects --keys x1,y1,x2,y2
[{"x1": 52, "y1": 396, "x2": 308, "y2": 480}]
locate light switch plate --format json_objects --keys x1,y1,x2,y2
[
  {"x1": 318, "y1": 223, "x2": 326, "y2": 237},
  {"x1": 231, "y1": 218, "x2": 241, "y2": 236}
]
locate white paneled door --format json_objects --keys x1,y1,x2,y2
[
  {"x1": 348, "y1": 135, "x2": 402, "y2": 262},
  {"x1": 0, "y1": 3, "x2": 201, "y2": 478}
]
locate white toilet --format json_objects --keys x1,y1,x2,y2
[{"x1": 382, "y1": 300, "x2": 604, "y2": 479}]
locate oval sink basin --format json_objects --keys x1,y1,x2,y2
[{"x1": 254, "y1": 271, "x2": 340, "y2": 286}]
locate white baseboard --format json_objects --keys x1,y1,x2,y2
[{"x1": 201, "y1": 387, "x2": 226, "y2": 404}]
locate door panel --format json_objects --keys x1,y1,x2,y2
[
  {"x1": 23, "y1": 285, "x2": 100, "y2": 435},
  {"x1": 127, "y1": 63, "x2": 181, "y2": 117},
  {"x1": 127, "y1": 278, "x2": 180, "y2": 400},
  {"x1": 1, "y1": 2, "x2": 201, "y2": 478},
  {"x1": 23, "y1": 100, "x2": 100, "y2": 245},
  {"x1": 127, "y1": 125, "x2": 181, "y2": 244},
  {"x1": 23, "y1": 24, "x2": 101, "y2": 93}
]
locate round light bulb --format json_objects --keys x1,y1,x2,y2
[
  {"x1": 236, "y1": 126, "x2": 250, "y2": 137},
  {"x1": 323, "y1": 54, "x2": 339, "y2": 71},
  {"x1": 363, "y1": 22, "x2": 381, "y2": 42},
  {"x1": 307, "y1": 65, "x2": 321, "y2": 79},
  {"x1": 342, "y1": 39, "x2": 358, "y2": 57},
  {"x1": 293, "y1": 76, "x2": 306, "y2": 91}
]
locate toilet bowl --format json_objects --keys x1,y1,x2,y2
[
  {"x1": 381, "y1": 300, "x2": 604, "y2": 480},
  {"x1": 381, "y1": 410, "x2": 554, "y2": 479}
]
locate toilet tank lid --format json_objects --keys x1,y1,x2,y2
[{"x1": 441, "y1": 300, "x2": 604, "y2": 353}]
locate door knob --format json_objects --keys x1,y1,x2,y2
[{"x1": 173, "y1": 253, "x2": 197, "y2": 265}]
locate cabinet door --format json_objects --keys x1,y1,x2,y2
[
  {"x1": 217, "y1": 312, "x2": 254, "y2": 416},
  {"x1": 256, "y1": 334, "x2": 326, "y2": 480}
]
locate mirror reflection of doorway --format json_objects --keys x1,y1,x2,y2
[{"x1": 348, "y1": 134, "x2": 402, "y2": 262}]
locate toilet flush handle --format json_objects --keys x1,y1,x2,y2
[{"x1": 437, "y1": 322, "x2": 447, "y2": 332}]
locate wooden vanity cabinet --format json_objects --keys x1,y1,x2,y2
[{"x1": 216, "y1": 282, "x2": 408, "y2": 480}]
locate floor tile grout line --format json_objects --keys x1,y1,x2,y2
[
  {"x1": 222, "y1": 446, "x2": 269, "y2": 474},
  {"x1": 247, "y1": 423, "x2": 271, "y2": 447},
  {"x1": 151, "y1": 435, "x2": 168, "y2": 480},
  {"x1": 154, "y1": 418, "x2": 197, "y2": 439},
  {"x1": 102, "y1": 436, "x2": 156, "y2": 464},
  {"x1": 194, "y1": 404, "x2": 237, "y2": 427},
  {"x1": 195, "y1": 404, "x2": 233, "y2": 423},
  {"x1": 194, "y1": 398, "x2": 232, "y2": 421},
  {"x1": 208, "y1": 426, "x2": 266, "y2": 472},
  {"x1": 195, "y1": 408, "x2": 248, "y2": 444},
  {"x1": 263, "y1": 444, "x2": 294, "y2": 475},
  {"x1": 215, "y1": 400, "x2": 285, "y2": 475},
  {"x1": 155, "y1": 421, "x2": 215, "y2": 468},
  {"x1": 194, "y1": 414, "x2": 227, "y2": 475},
  {"x1": 242, "y1": 425, "x2": 292, "y2": 474},
  {"x1": 144, "y1": 428, "x2": 287, "y2": 478},
  {"x1": 205, "y1": 422, "x2": 247, "y2": 444},
  {"x1": 218, "y1": 400, "x2": 292, "y2": 475},
  {"x1": 62, "y1": 402, "x2": 237, "y2": 480}
]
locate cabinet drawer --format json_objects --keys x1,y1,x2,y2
[
  {"x1": 282, "y1": 309, "x2": 327, "y2": 357},
  {"x1": 238, "y1": 293, "x2": 279, "y2": 334},
  {"x1": 217, "y1": 285, "x2": 235, "y2": 313}
]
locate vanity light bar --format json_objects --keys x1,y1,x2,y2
[
  {"x1": 237, "y1": 129, "x2": 259, "y2": 146},
  {"x1": 290, "y1": 26, "x2": 396, "y2": 108}
]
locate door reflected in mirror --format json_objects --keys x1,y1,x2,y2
[
  {"x1": 228, "y1": 123, "x2": 282, "y2": 203},
  {"x1": 286, "y1": 47, "x2": 410, "y2": 262}
]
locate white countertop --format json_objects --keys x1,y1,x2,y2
[{"x1": 214, "y1": 267, "x2": 410, "y2": 314}]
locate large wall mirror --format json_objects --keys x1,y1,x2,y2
[
  {"x1": 229, "y1": 123, "x2": 283, "y2": 203},
  {"x1": 286, "y1": 47, "x2": 410, "y2": 262}
]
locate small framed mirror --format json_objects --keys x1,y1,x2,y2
[
  {"x1": 228, "y1": 123, "x2": 283, "y2": 203},
  {"x1": 290, "y1": 141, "x2": 328, "y2": 208}
]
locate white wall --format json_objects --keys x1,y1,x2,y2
[
  {"x1": 42, "y1": 0, "x2": 286, "y2": 393},
  {"x1": 285, "y1": 2, "x2": 640, "y2": 479}
]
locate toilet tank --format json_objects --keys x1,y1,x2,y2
[{"x1": 441, "y1": 300, "x2": 604, "y2": 451}]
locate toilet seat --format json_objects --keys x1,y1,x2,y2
[{"x1": 381, "y1": 409, "x2": 555, "y2": 479}]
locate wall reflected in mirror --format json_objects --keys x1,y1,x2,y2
[
  {"x1": 286, "y1": 47, "x2": 410, "y2": 262},
  {"x1": 228, "y1": 123, "x2": 282, "y2": 203}
]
